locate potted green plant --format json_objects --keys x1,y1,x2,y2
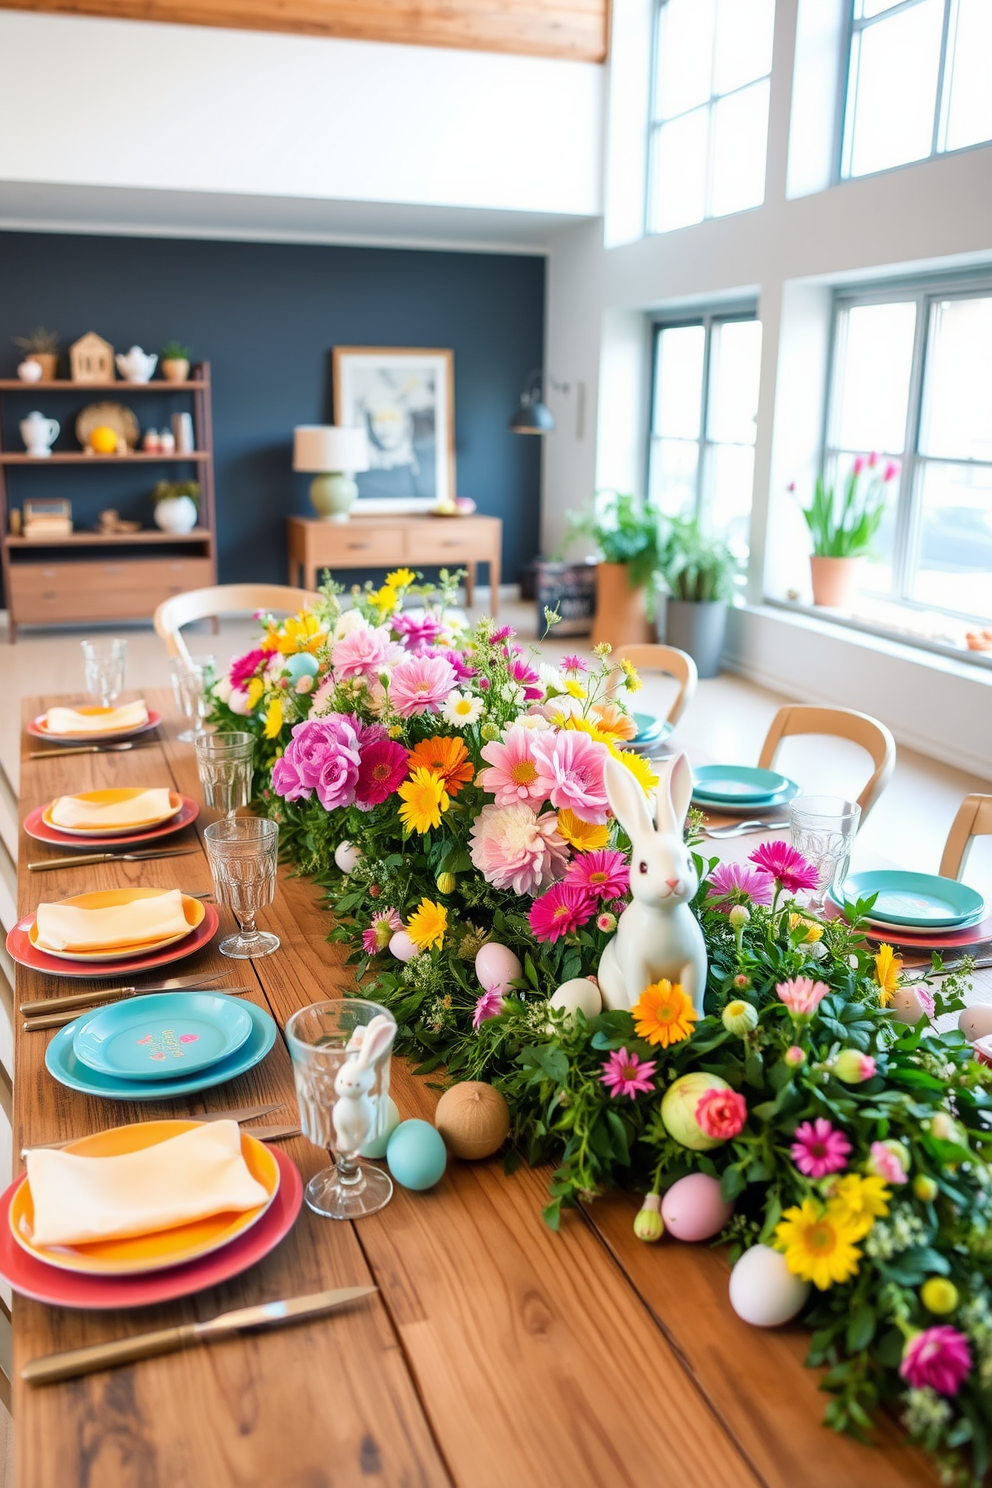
[
  {"x1": 160, "y1": 340, "x2": 192, "y2": 383},
  {"x1": 152, "y1": 479, "x2": 200, "y2": 533},
  {"x1": 796, "y1": 455, "x2": 897, "y2": 608},
  {"x1": 658, "y1": 517, "x2": 738, "y2": 678},
  {"x1": 13, "y1": 327, "x2": 60, "y2": 381},
  {"x1": 562, "y1": 490, "x2": 659, "y2": 647}
]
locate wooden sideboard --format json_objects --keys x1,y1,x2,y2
[{"x1": 287, "y1": 513, "x2": 502, "y2": 613}]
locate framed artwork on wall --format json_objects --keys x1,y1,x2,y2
[{"x1": 332, "y1": 346, "x2": 455, "y2": 513}]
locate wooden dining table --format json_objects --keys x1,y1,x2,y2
[{"x1": 12, "y1": 689, "x2": 979, "y2": 1488}]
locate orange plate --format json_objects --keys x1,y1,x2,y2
[
  {"x1": 12, "y1": 1120, "x2": 280, "y2": 1276},
  {"x1": 29, "y1": 887, "x2": 203, "y2": 963},
  {"x1": 33, "y1": 705, "x2": 150, "y2": 740},
  {"x1": 42, "y1": 787, "x2": 183, "y2": 836}
]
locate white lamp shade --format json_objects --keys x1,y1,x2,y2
[{"x1": 293, "y1": 425, "x2": 369, "y2": 474}]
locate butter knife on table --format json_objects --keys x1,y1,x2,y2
[
  {"x1": 25, "y1": 989, "x2": 255, "y2": 1031},
  {"x1": 20, "y1": 970, "x2": 230, "y2": 1016},
  {"x1": 28, "y1": 848, "x2": 199, "y2": 871}
]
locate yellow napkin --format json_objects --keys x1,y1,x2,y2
[
  {"x1": 35, "y1": 889, "x2": 190, "y2": 953},
  {"x1": 46, "y1": 700, "x2": 149, "y2": 734},
  {"x1": 24, "y1": 1122, "x2": 269, "y2": 1247},
  {"x1": 50, "y1": 788, "x2": 175, "y2": 831}
]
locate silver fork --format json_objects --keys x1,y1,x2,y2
[{"x1": 703, "y1": 818, "x2": 790, "y2": 839}]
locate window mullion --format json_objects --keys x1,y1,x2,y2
[
  {"x1": 890, "y1": 291, "x2": 929, "y2": 601},
  {"x1": 932, "y1": 0, "x2": 954, "y2": 156},
  {"x1": 697, "y1": 316, "x2": 714, "y2": 523}
]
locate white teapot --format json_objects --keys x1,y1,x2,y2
[
  {"x1": 116, "y1": 346, "x2": 158, "y2": 382},
  {"x1": 20, "y1": 411, "x2": 59, "y2": 457}
]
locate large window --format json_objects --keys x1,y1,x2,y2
[
  {"x1": 647, "y1": 0, "x2": 775, "y2": 234},
  {"x1": 841, "y1": 0, "x2": 992, "y2": 179},
  {"x1": 824, "y1": 282, "x2": 992, "y2": 621},
  {"x1": 648, "y1": 312, "x2": 762, "y2": 557}
]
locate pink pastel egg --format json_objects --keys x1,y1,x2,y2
[
  {"x1": 474, "y1": 942, "x2": 522, "y2": 997},
  {"x1": 661, "y1": 1173, "x2": 734, "y2": 1242},
  {"x1": 334, "y1": 840, "x2": 362, "y2": 874},
  {"x1": 389, "y1": 930, "x2": 419, "y2": 962}
]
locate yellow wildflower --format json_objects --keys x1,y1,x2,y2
[
  {"x1": 830, "y1": 1174, "x2": 890, "y2": 1237},
  {"x1": 397, "y1": 768, "x2": 450, "y2": 834},
  {"x1": 246, "y1": 676, "x2": 265, "y2": 710},
  {"x1": 630, "y1": 980, "x2": 696, "y2": 1048},
  {"x1": 874, "y1": 943, "x2": 902, "y2": 1007},
  {"x1": 406, "y1": 898, "x2": 447, "y2": 951},
  {"x1": 774, "y1": 1198, "x2": 864, "y2": 1290},
  {"x1": 556, "y1": 809, "x2": 610, "y2": 852},
  {"x1": 564, "y1": 679, "x2": 587, "y2": 700},
  {"x1": 263, "y1": 696, "x2": 284, "y2": 738},
  {"x1": 789, "y1": 912, "x2": 824, "y2": 944},
  {"x1": 617, "y1": 750, "x2": 659, "y2": 794},
  {"x1": 385, "y1": 567, "x2": 416, "y2": 590},
  {"x1": 619, "y1": 658, "x2": 642, "y2": 693}
]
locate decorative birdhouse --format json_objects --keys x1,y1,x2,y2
[{"x1": 69, "y1": 332, "x2": 114, "y2": 384}]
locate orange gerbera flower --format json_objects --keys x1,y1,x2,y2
[
  {"x1": 407, "y1": 736, "x2": 474, "y2": 797},
  {"x1": 630, "y1": 979, "x2": 697, "y2": 1048},
  {"x1": 591, "y1": 700, "x2": 638, "y2": 743}
]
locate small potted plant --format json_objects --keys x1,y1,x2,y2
[
  {"x1": 159, "y1": 340, "x2": 192, "y2": 383},
  {"x1": 796, "y1": 455, "x2": 897, "y2": 608},
  {"x1": 152, "y1": 479, "x2": 200, "y2": 533},
  {"x1": 563, "y1": 490, "x2": 659, "y2": 647},
  {"x1": 13, "y1": 328, "x2": 60, "y2": 381},
  {"x1": 657, "y1": 517, "x2": 738, "y2": 678}
]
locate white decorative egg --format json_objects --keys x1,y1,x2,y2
[
  {"x1": 548, "y1": 978, "x2": 602, "y2": 1024},
  {"x1": 729, "y1": 1244, "x2": 811, "y2": 1327},
  {"x1": 889, "y1": 986, "x2": 928, "y2": 1024},
  {"x1": 389, "y1": 930, "x2": 419, "y2": 962},
  {"x1": 475, "y1": 942, "x2": 522, "y2": 996},
  {"x1": 959, "y1": 1004, "x2": 992, "y2": 1043},
  {"x1": 334, "y1": 840, "x2": 362, "y2": 874}
]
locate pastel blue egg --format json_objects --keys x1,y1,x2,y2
[
  {"x1": 285, "y1": 652, "x2": 320, "y2": 680},
  {"x1": 386, "y1": 1119, "x2": 447, "y2": 1191}
]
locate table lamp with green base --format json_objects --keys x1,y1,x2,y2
[{"x1": 293, "y1": 426, "x2": 370, "y2": 523}]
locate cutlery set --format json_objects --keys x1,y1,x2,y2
[
  {"x1": 28, "y1": 740, "x2": 161, "y2": 760},
  {"x1": 28, "y1": 847, "x2": 200, "y2": 872},
  {"x1": 703, "y1": 818, "x2": 790, "y2": 838},
  {"x1": 21, "y1": 971, "x2": 253, "y2": 1029}
]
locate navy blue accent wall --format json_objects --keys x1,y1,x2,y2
[{"x1": 0, "y1": 230, "x2": 545, "y2": 597}]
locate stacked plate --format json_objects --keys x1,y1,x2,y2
[
  {"x1": 27, "y1": 704, "x2": 161, "y2": 745},
  {"x1": 6, "y1": 887, "x2": 219, "y2": 979},
  {"x1": 691, "y1": 765, "x2": 800, "y2": 813},
  {"x1": 828, "y1": 870, "x2": 991, "y2": 949},
  {"x1": 624, "y1": 713, "x2": 674, "y2": 756}
]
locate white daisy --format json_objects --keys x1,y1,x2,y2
[
  {"x1": 538, "y1": 662, "x2": 563, "y2": 693},
  {"x1": 441, "y1": 690, "x2": 483, "y2": 727}
]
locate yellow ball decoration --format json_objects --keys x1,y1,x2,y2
[
  {"x1": 89, "y1": 425, "x2": 118, "y2": 454},
  {"x1": 434, "y1": 1081, "x2": 510, "y2": 1161}
]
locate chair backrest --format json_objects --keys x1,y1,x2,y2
[
  {"x1": 757, "y1": 704, "x2": 896, "y2": 822},
  {"x1": 608, "y1": 644, "x2": 698, "y2": 730},
  {"x1": 154, "y1": 584, "x2": 321, "y2": 663},
  {"x1": 939, "y1": 794, "x2": 992, "y2": 880}
]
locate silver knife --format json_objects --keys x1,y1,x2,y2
[
  {"x1": 25, "y1": 988, "x2": 255, "y2": 1030},
  {"x1": 28, "y1": 848, "x2": 199, "y2": 871},
  {"x1": 29, "y1": 1120, "x2": 299, "y2": 1151},
  {"x1": 20, "y1": 970, "x2": 231, "y2": 1016},
  {"x1": 704, "y1": 818, "x2": 791, "y2": 838},
  {"x1": 22, "y1": 1286, "x2": 377, "y2": 1384},
  {"x1": 28, "y1": 742, "x2": 159, "y2": 760}
]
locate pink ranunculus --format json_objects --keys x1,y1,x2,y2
[
  {"x1": 229, "y1": 648, "x2": 267, "y2": 690},
  {"x1": 468, "y1": 803, "x2": 570, "y2": 896},
  {"x1": 749, "y1": 840, "x2": 820, "y2": 894},
  {"x1": 472, "y1": 989, "x2": 504, "y2": 1030},
  {"x1": 388, "y1": 653, "x2": 457, "y2": 717},
  {"x1": 393, "y1": 611, "x2": 444, "y2": 652},
  {"x1": 900, "y1": 1327, "x2": 972, "y2": 1396},
  {"x1": 528, "y1": 882, "x2": 595, "y2": 942},
  {"x1": 354, "y1": 738, "x2": 409, "y2": 810},
  {"x1": 706, "y1": 860, "x2": 775, "y2": 909},
  {"x1": 868, "y1": 1140, "x2": 908, "y2": 1185},
  {"x1": 332, "y1": 625, "x2": 401, "y2": 682},
  {"x1": 529, "y1": 728, "x2": 609, "y2": 824},
  {"x1": 776, "y1": 975, "x2": 829, "y2": 1018},
  {"x1": 565, "y1": 848, "x2": 629, "y2": 902},
  {"x1": 479, "y1": 727, "x2": 548, "y2": 807},
  {"x1": 790, "y1": 1117, "x2": 850, "y2": 1178},
  {"x1": 695, "y1": 1087, "x2": 747, "y2": 1140}
]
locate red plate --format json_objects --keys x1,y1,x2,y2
[
  {"x1": 0, "y1": 1146, "x2": 302, "y2": 1308},
  {"x1": 27, "y1": 710, "x2": 162, "y2": 745},
  {"x1": 25, "y1": 795, "x2": 199, "y2": 850},
  {"x1": 6, "y1": 902, "x2": 219, "y2": 979},
  {"x1": 824, "y1": 899, "x2": 992, "y2": 949}
]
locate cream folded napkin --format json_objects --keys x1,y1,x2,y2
[
  {"x1": 45, "y1": 700, "x2": 149, "y2": 734},
  {"x1": 35, "y1": 888, "x2": 190, "y2": 953},
  {"x1": 24, "y1": 1121, "x2": 270, "y2": 1247},
  {"x1": 50, "y1": 788, "x2": 175, "y2": 830}
]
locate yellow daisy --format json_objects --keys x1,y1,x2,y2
[
  {"x1": 874, "y1": 943, "x2": 902, "y2": 1007},
  {"x1": 385, "y1": 567, "x2": 416, "y2": 590},
  {"x1": 830, "y1": 1174, "x2": 890, "y2": 1236},
  {"x1": 788, "y1": 912, "x2": 824, "y2": 944},
  {"x1": 556, "y1": 809, "x2": 610, "y2": 852},
  {"x1": 246, "y1": 676, "x2": 265, "y2": 710},
  {"x1": 617, "y1": 750, "x2": 659, "y2": 794},
  {"x1": 630, "y1": 980, "x2": 697, "y2": 1048},
  {"x1": 619, "y1": 658, "x2": 642, "y2": 692},
  {"x1": 397, "y1": 768, "x2": 450, "y2": 834},
  {"x1": 263, "y1": 610, "x2": 325, "y2": 655},
  {"x1": 406, "y1": 898, "x2": 447, "y2": 952},
  {"x1": 774, "y1": 1198, "x2": 864, "y2": 1290},
  {"x1": 263, "y1": 696, "x2": 284, "y2": 738},
  {"x1": 564, "y1": 679, "x2": 587, "y2": 700},
  {"x1": 563, "y1": 714, "x2": 612, "y2": 745}
]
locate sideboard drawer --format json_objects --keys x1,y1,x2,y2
[
  {"x1": 10, "y1": 557, "x2": 214, "y2": 623},
  {"x1": 405, "y1": 520, "x2": 492, "y2": 563},
  {"x1": 315, "y1": 526, "x2": 406, "y2": 566}
]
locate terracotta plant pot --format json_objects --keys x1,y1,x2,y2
[
  {"x1": 809, "y1": 555, "x2": 863, "y2": 608},
  {"x1": 161, "y1": 358, "x2": 191, "y2": 383},
  {"x1": 591, "y1": 563, "x2": 653, "y2": 649},
  {"x1": 27, "y1": 353, "x2": 58, "y2": 381}
]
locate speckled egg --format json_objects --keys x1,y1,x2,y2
[
  {"x1": 386, "y1": 1119, "x2": 447, "y2": 1191},
  {"x1": 475, "y1": 942, "x2": 522, "y2": 996},
  {"x1": 389, "y1": 930, "x2": 419, "y2": 962},
  {"x1": 359, "y1": 1096, "x2": 401, "y2": 1159},
  {"x1": 334, "y1": 840, "x2": 362, "y2": 874},
  {"x1": 729, "y1": 1244, "x2": 811, "y2": 1327},
  {"x1": 285, "y1": 652, "x2": 320, "y2": 681},
  {"x1": 548, "y1": 978, "x2": 602, "y2": 1024},
  {"x1": 959, "y1": 1004, "x2": 992, "y2": 1042},
  {"x1": 661, "y1": 1173, "x2": 733, "y2": 1242}
]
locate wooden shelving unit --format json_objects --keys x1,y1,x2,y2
[{"x1": 0, "y1": 363, "x2": 217, "y2": 639}]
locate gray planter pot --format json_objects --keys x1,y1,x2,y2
[{"x1": 660, "y1": 599, "x2": 728, "y2": 679}]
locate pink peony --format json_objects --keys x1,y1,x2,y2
[
  {"x1": 790, "y1": 1117, "x2": 851, "y2": 1178},
  {"x1": 706, "y1": 860, "x2": 775, "y2": 910},
  {"x1": 332, "y1": 625, "x2": 402, "y2": 682},
  {"x1": 355, "y1": 739, "x2": 409, "y2": 810},
  {"x1": 695, "y1": 1087, "x2": 747, "y2": 1140},
  {"x1": 749, "y1": 840, "x2": 820, "y2": 894},
  {"x1": 229, "y1": 648, "x2": 267, "y2": 689},
  {"x1": 601, "y1": 1048, "x2": 656, "y2": 1099},
  {"x1": 393, "y1": 611, "x2": 444, "y2": 651},
  {"x1": 314, "y1": 722, "x2": 362, "y2": 810},
  {"x1": 777, "y1": 975, "x2": 829, "y2": 1018},
  {"x1": 529, "y1": 729, "x2": 610, "y2": 824},
  {"x1": 479, "y1": 728, "x2": 548, "y2": 807},
  {"x1": 388, "y1": 653, "x2": 457, "y2": 717},
  {"x1": 565, "y1": 849, "x2": 629, "y2": 902},
  {"x1": 900, "y1": 1327, "x2": 972, "y2": 1396},
  {"x1": 528, "y1": 882, "x2": 595, "y2": 942},
  {"x1": 362, "y1": 908, "x2": 403, "y2": 955},
  {"x1": 472, "y1": 989, "x2": 504, "y2": 1030},
  {"x1": 271, "y1": 714, "x2": 359, "y2": 804},
  {"x1": 468, "y1": 804, "x2": 570, "y2": 895}
]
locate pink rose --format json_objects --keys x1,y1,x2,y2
[{"x1": 695, "y1": 1087, "x2": 747, "y2": 1141}]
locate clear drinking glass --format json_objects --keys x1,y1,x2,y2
[
  {"x1": 81, "y1": 638, "x2": 126, "y2": 707},
  {"x1": 789, "y1": 795, "x2": 862, "y2": 911},
  {"x1": 170, "y1": 654, "x2": 214, "y2": 743},
  {"x1": 195, "y1": 732, "x2": 254, "y2": 818},
  {"x1": 286, "y1": 999, "x2": 396, "y2": 1220},
  {"x1": 204, "y1": 816, "x2": 280, "y2": 959}
]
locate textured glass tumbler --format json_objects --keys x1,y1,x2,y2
[
  {"x1": 81, "y1": 638, "x2": 126, "y2": 707},
  {"x1": 195, "y1": 731, "x2": 254, "y2": 818},
  {"x1": 789, "y1": 795, "x2": 862, "y2": 911},
  {"x1": 170, "y1": 654, "x2": 214, "y2": 743},
  {"x1": 286, "y1": 1000, "x2": 396, "y2": 1220},
  {"x1": 204, "y1": 816, "x2": 280, "y2": 959}
]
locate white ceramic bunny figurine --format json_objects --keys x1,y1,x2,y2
[
  {"x1": 597, "y1": 752, "x2": 708, "y2": 1015},
  {"x1": 332, "y1": 1015, "x2": 396, "y2": 1155}
]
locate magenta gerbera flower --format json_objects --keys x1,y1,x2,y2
[
  {"x1": 749, "y1": 839, "x2": 820, "y2": 894},
  {"x1": 354, "y1": 739, "x2": 409, "y2": 810},
  {"x1": 706, "y1": 860, "x2": 775, "y2": 910},
  {"x1": 790, "y1": 1117, "x2": 851, "y2": 1178},
  {"x1": 472, "y1": 988, "x2": 504, "y2": 1030},
  {"x1": 528, "y1": 882, "x2": 596, "y2": 943},
  {"x1": 229, "y1": 648, "x2": 267, "y2": 689},
  {"x1": 565, "y1": 848, "x2": 629, "y2": 902},
  {"x1": 361, "y1": 908, "x2": 402, "y2": 955},
  {"x1": 900, "y1": 1327, "x2": 972, "y2": 1396},
  {"x1": 600, "y1": 1048, "x2": 656, "y2": 1099},
  {"x1": 561, "y1": 655, "x2": 588, "y2": 674}
]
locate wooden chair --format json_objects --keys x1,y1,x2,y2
[
  {"x1": 939, "y1": 795, "x2": 992, "y2": 880},
  {"x1": 608, "y1": 644, "x2": 698, "y2": 731},
  {"x1": 154, "y1": 584, "x2": 321, "y2": 664},
  {"x1": 757, "y1": 704, "x2": 896, "y2": 823}
]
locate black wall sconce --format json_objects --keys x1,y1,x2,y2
[{"x1": 509, "y1": 369, "x2": 571, "y2": 434}]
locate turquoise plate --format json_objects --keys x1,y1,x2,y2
[
  {"x1": 842, "y1": 871, "x2": 985, "y2": 928},
  {"x1": 627, "y1": 715, "x2": 673, "y2": 754},
  {"x1": 73, "y1": 993, "x2": 254, "y2": 1081},
  {"x1": 693, "y1": 781, "x2": 800, "y2": 810},
  {"x1": 692, "y1": 765, "x2": 791, "y2": 801},
  {"x1": 46, "y1": 1000, "x2": 276, "y2": 1101}
]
